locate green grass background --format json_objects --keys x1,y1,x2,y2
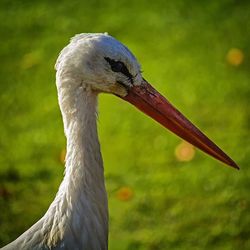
[{"x1": 0, "y1": 0, "x2": 249, "y2": 249}]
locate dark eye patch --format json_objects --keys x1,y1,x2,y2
[{"x1": 104, "y1": 57, "x2": 133, "y2": 83}]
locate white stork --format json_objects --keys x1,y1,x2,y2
[{"x1": 2, "y1": 33, "x2": 238, "y2": 250}]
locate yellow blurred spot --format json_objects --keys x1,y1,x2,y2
[
  {"x1": 21, "y1": 52, "x2": 40, "y2": 69},
  {"x1": 60, "y1": 149, "x2": 66, "y2": 165},
  {"x1": 116, "y1": 186, "x2": 133, "y2": 201},
  {"x1": 226, "y1": 48, "x2": 244, "y2": 66},
  {"x1": 175, "y1": 141, "x2": 195, "y2": 162}
]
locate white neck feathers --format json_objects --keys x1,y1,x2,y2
[{"x1": 42, "y1": 73, "x2": 108, "y2": 249}]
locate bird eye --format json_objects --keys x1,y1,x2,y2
[
  {"x1": 104, "y1": 57, "x2": 124, "y2": 72},
  {"x1": 111, "y1": 61, "x2": 124, "y2": 72},
  {"x1": 104, "y1": 57, "x2": 133, "y2": 83}
]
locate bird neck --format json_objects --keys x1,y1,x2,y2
[{"x1": 43, "y1": 76, "x2": 108, "y2": 249}]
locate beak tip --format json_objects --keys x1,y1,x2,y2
[
  {"x1": 233, "y1": 164, "x2": 240, "y2": 170},
  {"x1": 228, "y1": 161, "x2": 240, "y2": 170}
]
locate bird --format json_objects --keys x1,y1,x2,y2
[{"x1": 2, "y1": 33, "x2": 239, "y2": 250}]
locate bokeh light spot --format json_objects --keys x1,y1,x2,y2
[
  {"x1": 226, "y1": 48, "x2": 244, "y2": 66},
  {"x1": 21, "y1": 52, "x2": 41, "y2": 69},
  {"x1": 175, "y1": 141, "x2": 195, "y2": 162},
  {"x1": 116, "y1": 186, "x2": 134, "y2": 201}
]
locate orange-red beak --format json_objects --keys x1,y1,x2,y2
[{"x1": 120, "y1": 79, "x2": 239, "y2": 169}]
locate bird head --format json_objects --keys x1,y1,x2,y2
[
  {"x1": 56, "y1": 33, "x2": 142, "y2": 97},
  {"x1": 56, "y1": 33, "x2": 239, "y2": 170}
]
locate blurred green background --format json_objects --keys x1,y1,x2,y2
[{"x1": 0, "y1": 0, "x2": 249, "y2": 249}]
